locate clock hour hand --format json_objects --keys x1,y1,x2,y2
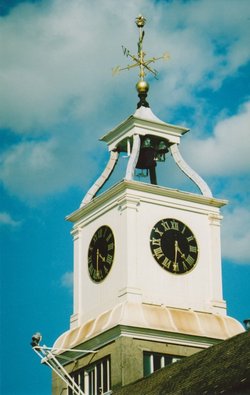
[
  {"x1": 176, "y1": 243, "x2": 186, "y2": 259},
  {"x1": 99, "y1": 253, "x2": 105, "y2": 262},
  {"x1": 173, "y1": 241, "x2": 185, "y2": 272},
  {"x1": 174, "y1": 240, "x2": 186, "y2": 261}
]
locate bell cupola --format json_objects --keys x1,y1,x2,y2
[{"x1": 81, "y1": 15, "x2": 212, "y2": 208}]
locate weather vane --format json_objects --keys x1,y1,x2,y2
[{"x1": 112, "y1": 15, "x2": 170, "y2": 107}]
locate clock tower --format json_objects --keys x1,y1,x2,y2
[{"x1": 52, "y1": 15, "x2": 244, "y2": 395}]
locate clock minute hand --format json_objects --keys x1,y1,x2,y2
[
  {"x1": 172, "y1": 240, "x2": 179, "y2": 272},
  {"x1": 174, "y1": 240, "x2": 178, "y2": 264},
  {"x1": 97, "y1": 249, "x2": 105, "y2": 271},
  {"x1": 96, "y1": 248, "x2": 100, "y2": 273}
]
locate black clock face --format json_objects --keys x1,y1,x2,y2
[
  {"x1": 150, "y1": 218, "x2": 198, "y2": 274},
  {"x1": 88, "y1": 225, "x2": 115, "y2": 283}
]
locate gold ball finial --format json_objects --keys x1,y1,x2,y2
[
  {"x1": 136, "y1": 79, "x2": 149, "y2": 94},
  {"x1": 136, "y1": 80, "x2": 150, "y2": 108},
  {"x1": 135, "y1": 14, "x2": 146, "y2": 28}
]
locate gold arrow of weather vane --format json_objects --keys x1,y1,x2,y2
[{"x1": 112, "y1": 15, "x2": 170, "y2": 81}]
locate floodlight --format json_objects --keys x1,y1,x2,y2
[
  {"x1": 31, "y1": 332, "x2": 42, "y2": 347},
  {"x1": 243, "y1": 319, "x2": 250, "y2": 331}
]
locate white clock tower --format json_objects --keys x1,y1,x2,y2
[{"x1": 52, "y1": 15, "x2": 244, "y2": 395}]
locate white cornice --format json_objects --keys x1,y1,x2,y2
[{"x1": 66, "y1": 180, "x2": 227, "y2": 224}]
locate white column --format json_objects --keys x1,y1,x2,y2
[
  {"x1": 125, "y1": 134, "x2": 141, "y2": 180},
  {"x1": 70, "y1": 228, "x2": 80, "y2": 329},
  {"x1": 208, "y1": 212, "x2": 227, "y2": 315},
  {"x1": 118, "y1": 194, "x2": 142, "y2": 303}
]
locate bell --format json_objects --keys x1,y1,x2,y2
[
  {"x1": 156, "y1": 141, "x2": 168, "y2": 162},
  {"x1": 136, "y1": 138, "x2": 156, "y2": 170}
]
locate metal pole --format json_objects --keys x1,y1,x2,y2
[
  {"x1": 33, "y1": 345, "x2": 85, "y2": 395},
  {"x1": 31, "y1": 331, "x2": 87, "y2": 395}
]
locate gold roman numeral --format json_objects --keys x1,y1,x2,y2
[
  {"x1": 162, "y1": 257, "x2": 171, "y2": 269},
  {"x1": 182, "y1": 261, "x2": 189, "y2": 272},
  {"x1": 150, "y1": 237, "x2": 161, "y2": 246},
  {"x1": 97, "y1": 228, "x2": 103, "y2": 238},
  {"x1": 189, "y1": 245, "x2": 197, "y2": 253},
  {"x1": 106, "y1": 254, "x2": 113, "y2": 265},
  {"x1": 108, "y1": 242, "x2": 114, "y2": 251},
  {"x1": 170, "y1": 220, "x2": 179, "y2": 230},
  {"x1": 153, "y1": 226, "x2": 164, "y2": 237},
  {"x1": 106, "y1": 232, "x2": 112, "y2": 242},
  {"x1": 173, "y1": 262, "x2": 180, "y2": 272},
  {"x1": 185, "y1": 255, "x2": 195, "y2": 266},
  {"x1": 153, "y1": 247, "x2": 164, "y2": 260},
  {"x1": 160, "y1": 220, "x2": 170, "y2": 232}
]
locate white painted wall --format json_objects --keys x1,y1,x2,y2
[{"x1": 69, "y1": 181, "x2": 227, "y2": 328}]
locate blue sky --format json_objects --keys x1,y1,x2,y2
[{"x1": 0, "y1": 0, "x2": 250, "y2": 394}]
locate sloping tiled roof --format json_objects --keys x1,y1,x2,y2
[{"x1": 113, "y1": 331, "x2": 250, "y2": 395}]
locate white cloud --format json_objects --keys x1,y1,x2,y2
[
  {"x1": 60, "y1": 271, "x2": 73, "y2": 289},
  {"x1": 149, "y1": 0, "x2": 250, "y2": 108},
  {"x1": 0, "y1": 0, "x2": 145, "y2": 132},
  {"x1": 0, "y1": 129, "x2": 105, "y2": 200},
  {"x1": 0, "y1": 0, "x2": 250, "y2": 202},
  {"x1": 183, "y1": 101, "x2": 250, "y2": 176},
  {"x1": 222, "y1": 207, "x2": 250, "y2": 264},
  {"x1": 1, "y1": 0, "x2": 250, "y2": 132},
  {"x1": 0, "y1": 212, "x2": 21, "y2": 227}
]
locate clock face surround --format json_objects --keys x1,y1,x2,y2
[
  {"x1": 88, "y1": 225, "x2": 115, "y2": 283},
  {"x1": 150, "y1": 218, "x2": 198, "y2": 274}
]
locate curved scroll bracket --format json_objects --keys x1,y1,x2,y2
[
  {"x1": 80, "y1": 150, "x2": 119, "y2": 207},
  {"x1": 125, "y1": 134, "x2": 141, "y2": 180},
  {"x1": 169, "y1": 144, "x2": 213, "y2": 197}
]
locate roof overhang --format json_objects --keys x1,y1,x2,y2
[{"x1": 100, "y1": 108, "x2": 189, "y2": 151}]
